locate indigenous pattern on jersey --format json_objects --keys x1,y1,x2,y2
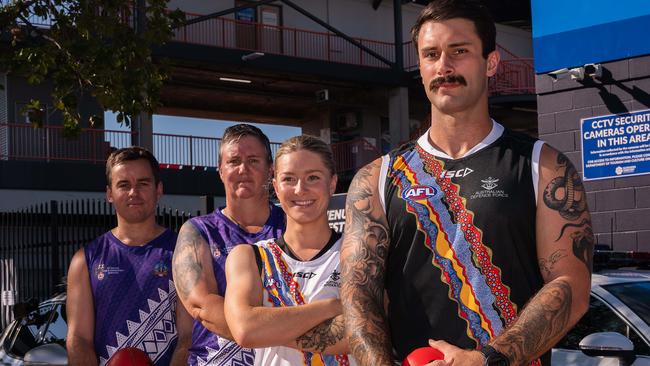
[
  {"x1": 253, "y1": 233, "x2": 357, "y2": 366},
  {"x1": 188, "y1": 205, "x2": 285, "y2": 366},
  {"x1": 85, "y1": 229, "x2": 178, "y2": 366},
  {"x1": 382, "y1": 123, "x2": 548, "y2": 365}
]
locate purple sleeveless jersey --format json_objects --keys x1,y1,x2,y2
[
  {"x1": 85, "y1": 229, "x2": 178, "y2": 366},
  {"x1": 187, "y1": 205, "x2": 285, "y2": 366}
]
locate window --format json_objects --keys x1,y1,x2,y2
[
  {"x1": 603, "y1": 281, "x2": 650, "y2": 326},
  {"x1": 556, "y1": 295, "x2": 650, "y2": 356}
]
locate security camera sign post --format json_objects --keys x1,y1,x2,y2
[{"x1": 580, "y1": 108, "x2": 650, "y2": 180}]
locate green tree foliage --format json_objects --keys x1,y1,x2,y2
[{"x1": 0, "y1": 0, "x2": 184, "y2": 132}]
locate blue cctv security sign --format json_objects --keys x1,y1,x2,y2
[{"x1": 581, "y1": 109, "x2": 650, "y2": 181}]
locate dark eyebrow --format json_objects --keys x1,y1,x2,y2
[
  {"x1": 448, "y1": 41, "x2": 472, "y2": 48},
  {"x1": 420, "y1": 46, "x2": 438, "y2": 53}
]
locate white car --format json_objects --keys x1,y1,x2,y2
[
  {"x1": 552, "y1": 269, "x2": 650, "y2": 366},
  {"x1": 0, "y1": 293, "x2": 67, "y2": 365}
]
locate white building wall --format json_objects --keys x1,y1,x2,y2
[{"x1": 496, "y1": 24, "x2": 533, "y2": 58}]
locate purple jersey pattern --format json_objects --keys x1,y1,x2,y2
[
  {"x1": 85, "y1": 229, "x2": 178, "y2": 366},
  {"x1": 188, "y1": 205, "x2": 285, "y2": 366}
]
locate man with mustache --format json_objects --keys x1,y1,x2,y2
[{"x1": 341, "y1": 1, "x2": 593, "y2": 365}]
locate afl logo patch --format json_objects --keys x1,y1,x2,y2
[{"x1": 402, "y1": 185, "x2": 438, "y2": 200}]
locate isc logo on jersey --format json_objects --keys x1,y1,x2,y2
[{"x1": 402, "y1": 185, "x2": 438, "y2": 200}]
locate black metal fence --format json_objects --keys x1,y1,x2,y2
[{"x1": 0, "y1": 199, "x2": 195, "y2": 329}]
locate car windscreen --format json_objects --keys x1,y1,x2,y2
[
  {"x1": 5, "y1": 302, "x2": 67, "y2": 358},
  {"x1": 603, "y1": 281, "x2": 650, "y2": 327}
]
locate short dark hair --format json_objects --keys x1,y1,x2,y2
[
  {"x1": 411, "y1": 0, "x2": 496, "y2": 59},
  {"x1": 219, "y1": 124, "x2": 273, "y2": 166},
  {"x1": 106, "y1": 146, "x2": 161, "y2": 185}
]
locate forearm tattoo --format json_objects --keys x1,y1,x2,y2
[
  {"x1": 295, "y1": 316, "x2": 345, "y2": 353},
  {"x1": 491, "y1": 280, "x2": 573, "y2": 365},
  {"x1": 172, "y1": 224, "x2": 204, "y2": 300},
  {"x1": 341, "y1": 162, "x2": 393, "y2": 365}
]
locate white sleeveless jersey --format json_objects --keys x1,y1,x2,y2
[{"x1": 252, "y1": 236, "x2": 357, "y2": 366}]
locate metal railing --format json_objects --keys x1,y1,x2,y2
[
  {"x1": 489, "y1": 58, "x2": 535, "y2": 95},
  {"x1": 0, "y1": 123, "x2": 133, "y2": 164},
  {"x1": 173, "y1": 12, "x2": 395, "y2": 69},
  {"x1": 0, "y1": 123, "x2": 379, "y2": 172},
  {"x1": 331, "y1": 138, "x2": 381, "y2": 173}
]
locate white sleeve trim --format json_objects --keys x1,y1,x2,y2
[
  {"x1": 378, "y1": 154, "x2": 390, "y2": 216},
  {"x1": 532, "y1": 140, "x2": 545, "y2": 207}
]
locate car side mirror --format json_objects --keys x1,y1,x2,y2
[
  {"x1": 12, "y1": 298, "x2": 39, "y2": 319},
  {"x1": 579, "y1": 332, "x2": 637, "y2": 366},
  {"x1": 24, "y1": 343, "x2": 68, "y2": 366}
]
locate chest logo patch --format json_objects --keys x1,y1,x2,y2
[
  {"x1": 402, "y1": 185, "x2": 438, "y2": 200},
  {"x1": 471, "y1": 176, "x2": 509, "y2": 199},
  {"x1": 481, "y1": 177, "x2": 499, "y2": 190},
  {"x1": 440, "y1": 167, "x2": 474, "y2": 179},
  {"x1": 152, "y1": 260, "x2": 169, "y2": 277},
  {"x1": 94, "y1": 263, "x2": 124, "y2": 280}
]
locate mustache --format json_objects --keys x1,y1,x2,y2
[{"x1": 429, "y1": 75, "x2": 467, "y2": 90}]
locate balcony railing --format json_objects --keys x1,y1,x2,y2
[
  {"x1": 174, "y1": 12, "x2": 395, "y2": 69},
  {"x1": 13, "y1": 8, "x2": 535, "y2": 95},
  {"x1": 0, "y1": 123, "x2": 375, "y2": 172},
  {"x1": 331, "y1": 138, "x2": 381, "y2": 173}
]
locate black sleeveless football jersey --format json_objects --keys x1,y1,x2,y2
[{"x1": 380, "y1": 122, "x2": 549, "y2": 365}]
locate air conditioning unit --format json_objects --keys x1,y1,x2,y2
[
  {"x1": 315, "y1": 89, "x2": 329, "y2": 103},
  {"x1": 337, "y1": 112, "x2": 359, "y2": 130}
]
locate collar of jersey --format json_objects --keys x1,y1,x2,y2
[{"x1": 417, "y1": 119, "x2": 504, "y2": 160}]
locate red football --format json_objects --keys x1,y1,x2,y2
[
  {"x1": 402, "y1": 347, "x2": 445, "y2": 366},
  {"x1": 106, "y1": 347, "x2": 154, "y2": 366}
]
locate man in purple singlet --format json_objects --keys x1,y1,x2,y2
[
  {"x1": 66, "y1": 147, "x2": 192, "y2": 366},
  {"x1": 172, "y1": 124, "x2": 285, "y2": 366}
]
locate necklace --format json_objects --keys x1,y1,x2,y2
[
  {"x1": 221, "y1": 207, "x2": 268, "y2": 232},
  {"x1": 221, "y1": 209, "x2": 246, "y2": 228}
]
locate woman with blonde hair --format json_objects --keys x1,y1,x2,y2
[{"x1": 224, "y1": 135, "x2": 357, "y2": 366}]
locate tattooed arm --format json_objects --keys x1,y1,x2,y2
[
  {"x1": 224, "y1": 244, "x2": 342, "y2": 348},
  {"x1": 172, "y1": 221, "x2": 232, "y2": 339},
  {"x1": 287, "y1": 315, "x2": 348, "y2": 354},
  {"x1": 341, "y1": 160, "x2": 394, "y2": 365},
  {"x1": 488, "y1": 145, "x2": 593, "y2": 365}
]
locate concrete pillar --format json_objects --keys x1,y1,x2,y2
[
  {"x1": 388, "y1": 87, "x2": 410, "y2": 148},
  {"x1": 132, "y1": 112, "x2": 154, "y2": 152}
]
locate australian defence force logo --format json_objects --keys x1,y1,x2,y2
[
  {"x1": 470, "y1": 177, "x2": 509, "y2": 199},
  {"x1": 402, "y1": 185, "x2": 440, "y2": 201},
  {"x1": 94, "y1": 264, "x2": 124, "y2": 280}
]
